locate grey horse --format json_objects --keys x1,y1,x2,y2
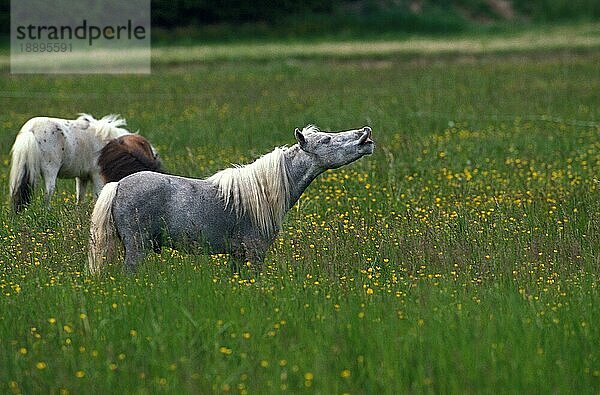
[{"x1": 88, "y1": 125, "x2": 374, "y2": 273}]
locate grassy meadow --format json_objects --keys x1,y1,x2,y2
[{"x1": 0, "y1": 35, "x2": 599, "y2": 393}]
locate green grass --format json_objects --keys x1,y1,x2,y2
[
  {"x1": 2, "y1": 22, "x2": 599, "y2": 63},
  {"x1": 0, "y1": 45, "x2": 599, "y2": 393},
  {"x1": 149, "y1": 23, "x2": 600, "y2": 64}
]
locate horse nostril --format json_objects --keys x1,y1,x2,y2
[{"x1": 363, "y1": 126, "x2": 372, "y2": 137}]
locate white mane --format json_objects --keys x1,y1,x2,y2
[
  {"x1": 208, "y1": 147, "x2": 291, "y2": 237},
  {"x1": 302, "y1": 124, "x2": 320, "y2": 134},
  {"x1": 78, "y1": 113, "x2": 130, "y2": 140}
]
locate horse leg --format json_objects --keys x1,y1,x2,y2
[
  {"x1": 41, "y1": 167, "x2": 59, "y2": 207},
  {"x1": 91, "y1": 173, "x2": 104, "y2": 200},
  {"x1": 76, "y1": 177, "x2": 88, "y2": 204},
  {"x1": 123, "y1": 237, "x2": 146, "y2": 273},
  {"x1": 245, "y1": 248, "x2": 266, "y2": 272},
  {"x1": 230, "y1": 243, "x2": 266, "y2": 272},
  {"x1": 230, "y1": 250, "x2": 245, "y2": 273}
]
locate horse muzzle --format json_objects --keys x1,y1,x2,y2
[
  {"x1": 358, "y1": 127, "x2": 374, "y2": 154},
  {"x1": 359, "y1": 126, "x2": 374, "y2": 146}
]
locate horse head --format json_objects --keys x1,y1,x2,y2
[
  {"x1": 294, "y1": 125, "x2": 374, "y2": 169},
  {"x1": 121, "y1": 134, "x2": 159, "y2": 160}
]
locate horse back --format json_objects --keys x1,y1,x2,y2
[
  {"x1": 18, "y1": 117, "x2": 67, "y2": 164},
  {"x1": 112, "y1": 171, "x2": 233, "y2": 252}
]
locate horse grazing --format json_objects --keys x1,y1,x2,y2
[
  {"x1": 9, "y1": 114, "x2": 132, "y2": 212},
  {"x1": 98, "y1": 134, "x2": 162, "y2": 183},
  {"x1": 88, "y1": 125, "x2": 374, "y2": 273}
]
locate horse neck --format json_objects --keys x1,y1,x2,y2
[
  {"x1": 284, "y1": 144, "x2": 324, "y2": 210},
  {"x1": 81, "y1": 124, "x2": 123, "y2": 142}
]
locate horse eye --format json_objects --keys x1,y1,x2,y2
[{"x1": 321, "y1": 136, "x2": 331, "y2": 144}]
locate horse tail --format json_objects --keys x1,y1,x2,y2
[
  {"x1": 9, "y1": 130, "x2": 41, "y2": 212},
  {"x1": 88, "y1": 182, "x2": 119, "y2": 274}
]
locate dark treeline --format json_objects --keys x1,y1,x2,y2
[
  {"x1": 152, "y1": 0, "x2": 335, "y2": 26},
  {"x1": 151, "y1": 0, "x2": 599, "y2": 27},
  {"x1": 1, "y1": 0, "x2": 598, "y2": 39},
  {"x1": 151, "y1": 0, "x2": 600, "y2": 41}
]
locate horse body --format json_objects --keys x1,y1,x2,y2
[
  {"x1": 112, "y1": 172, "x2": 237, "y2": 263},
  {"x1": 88, "y1": 125, "x2": 374, "y2": 273},
  {"x1": 9, "y1": 114, "x2": 131, "y2": 212}
]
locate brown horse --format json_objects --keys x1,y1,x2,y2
[{"x1": 98, "y1": 134, "x2": 162, "y2": 183}]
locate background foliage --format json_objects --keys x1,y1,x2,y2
[{"x1": 1, "y1": 0, "x2": 600, "y2": 40}]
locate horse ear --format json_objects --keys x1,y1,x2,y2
[{"x1": 295, "y1": 128, "x2": 307, "y2": 147}]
